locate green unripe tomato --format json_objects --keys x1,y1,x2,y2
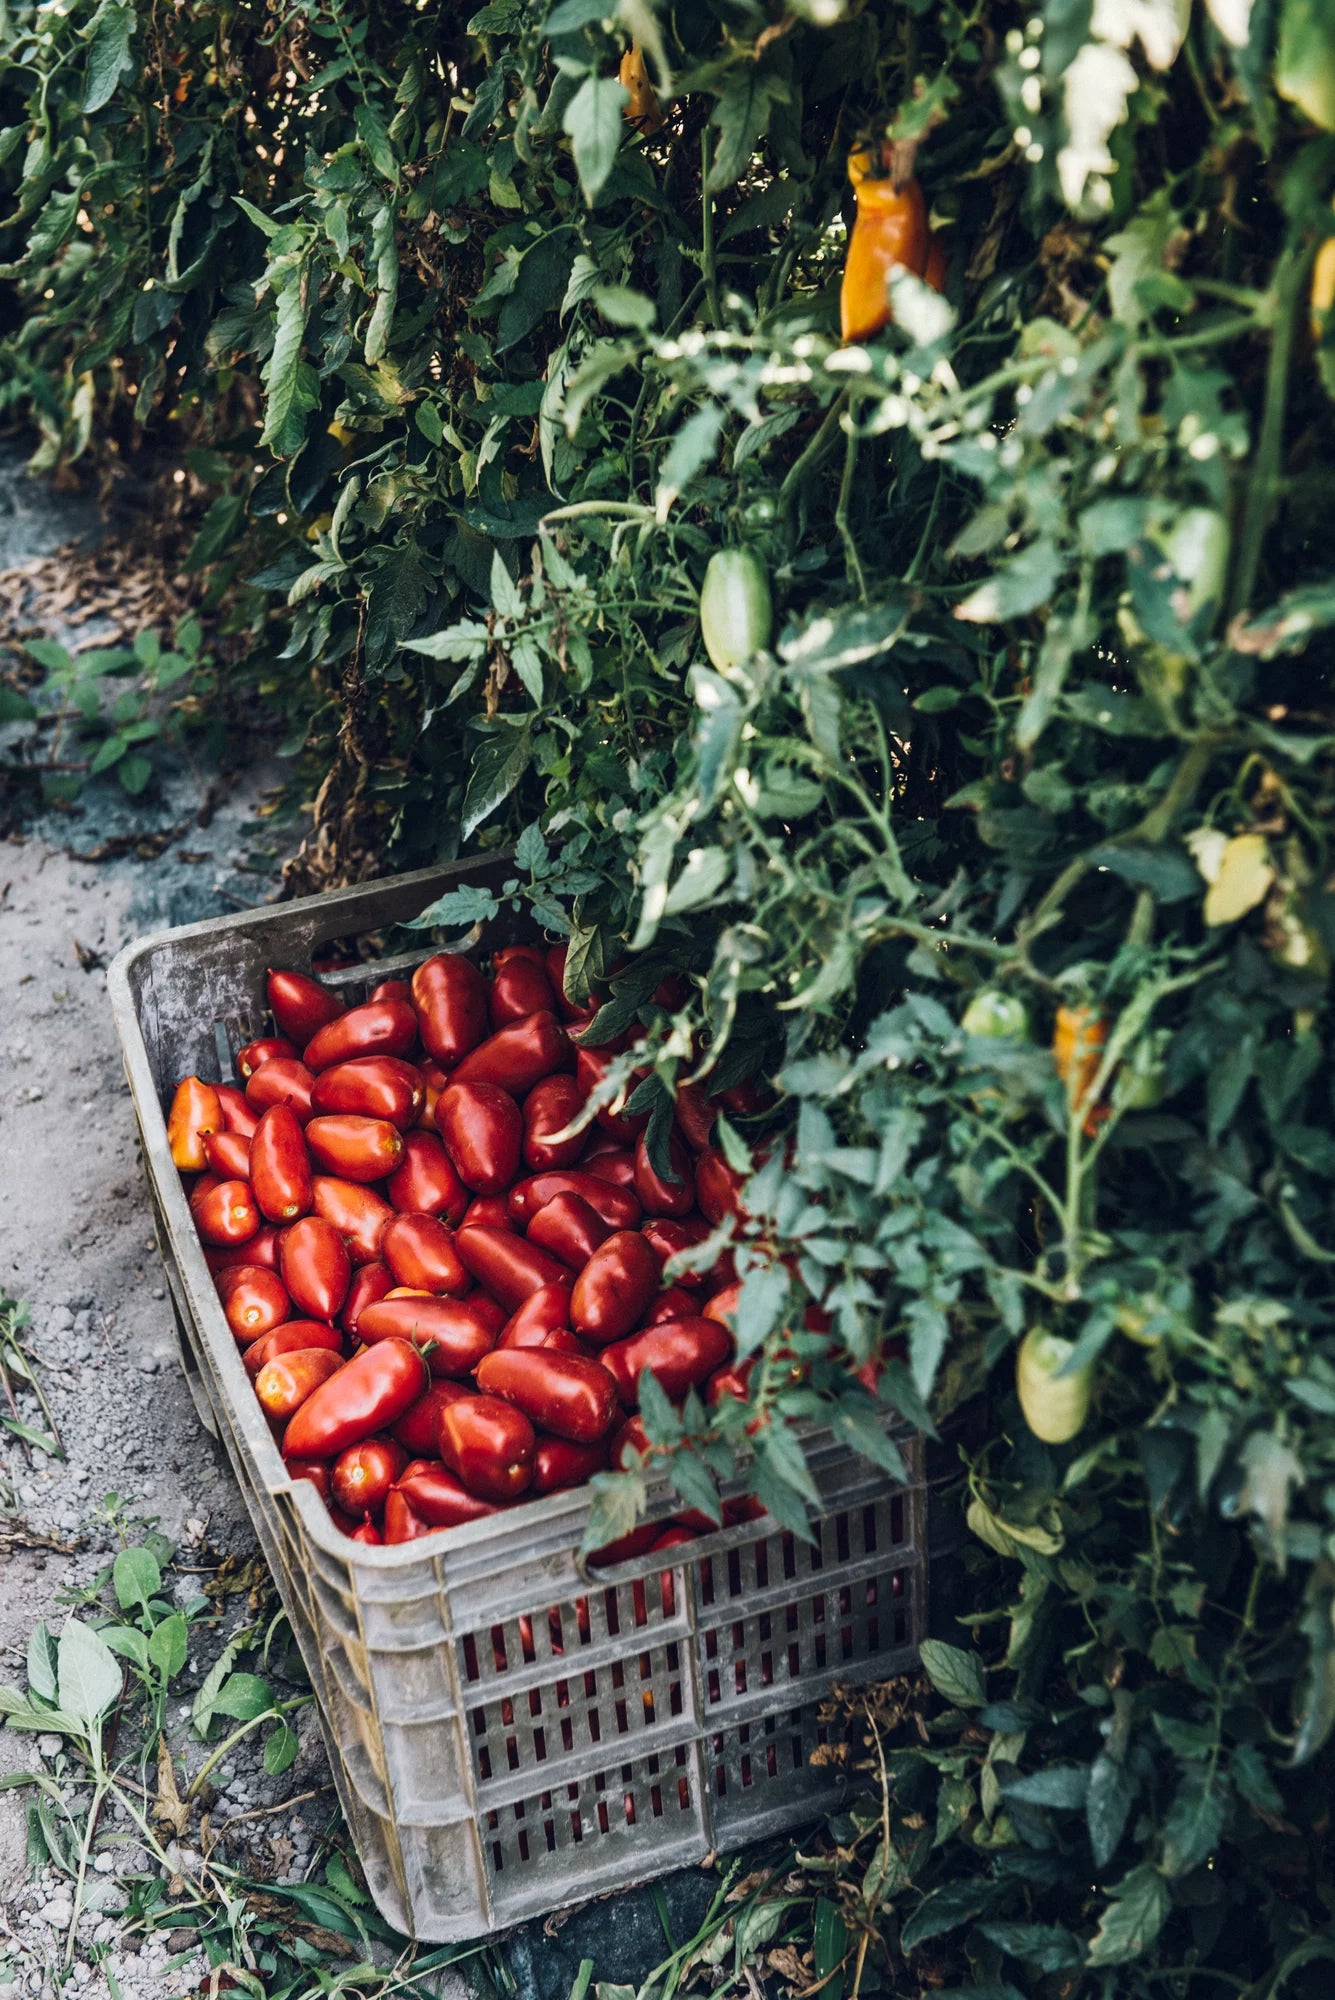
[
  {"x1": 1113, "y1": 1028, "x2": 1171, "y2": 1111},
  {"x1": 962, "y1": 990, "x2": 1031, "y2": 1040},
  {"x1": 1015, "y1": 1328, "x2": 1092, "y2": 1444},
  {"x1": 699, "y1": 547, "x2": 773, "y2": 672},
  {"x1": 741, "y1": 494, "x2": 778, "y2": 528}
]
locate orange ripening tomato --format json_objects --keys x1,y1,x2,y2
[
  {"x1": 619, "y1": 42, "x2": 663, "y2": 133},
  {"x1": 840, "y1": 148, "x2": 929, "y2": 345},
  {"x1": 1052, "y1": 1005, "x2": 1111, "y2": 1138},
  {"x1": 167, "y1": 1077, "x2": 222, "y2": 1171}
]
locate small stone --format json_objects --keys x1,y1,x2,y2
[
  {"x1": 151, "y1": 1288, "x2": 165, "y2": 1302},
  {"x1": 46, "y1": 1307, "x2": 73, "y2": 1333},
  {"x1": 134, "y1": 1353, "x2": 160, "y2": 1375},
  {"x1": 37, "y1": 1735, "x2": 62, "y2": 1758},
  {"x1": 38, "y1": 1901, "x2": 72, "y2": 1929},
  {"x1": 93, "y1": 1854, "x2": 114, "y2": 1875}
]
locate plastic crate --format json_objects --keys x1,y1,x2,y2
[{"x1": 108, "y1": 859, "x2": 955, "y2": 1941}]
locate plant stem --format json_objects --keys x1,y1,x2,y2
[
  {"x1": 835, "y1": 418, "x2": 868, "y2": 601},
  {"x1": 700, "y1": 129, "x2": 721, "y2": 329},
  {"x1": 1229, "y1": 237, "x2": 1308, "y2": 621}
]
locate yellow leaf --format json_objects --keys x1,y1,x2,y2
[{"x1": 1203, "y1": 833, "x2": 1274, "y2": 926}]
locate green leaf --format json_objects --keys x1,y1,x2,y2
[
  {"x1": 27, "y1": 1624, "x2": 58, "y2": 1706},
  {"x1": 57, "y1": 1619, "x2": 122, "y2": 1728},
  {"x1": 101, "y1": 1626, "x2": 150, "y2": 1669},
  {"x1": 1001, "y1": 1763, "x2": 1089, "y2": 1809},
  {"x1": 213, "y1": 1673, "x2": 274, "y2": 1722},
  {"x1": 900, "y1": 1877, "x2": 998, "y2": 1951},
  {"x1": 407, "y1": 887, "x2": 500, "y2": 931},
  {"x1": 593, "y1": 285, "x2": 656, "y2": 330},
  {"x1": 919, "y1": 1640, "x2": 985, "y2": 1708},
  {"x1": 581, "y1": 1468, "x2": 647, "y2": 1557},
  {"x1": 1276, "y1": 0, "x2": 1335, "y2": 128},
  {"x1": 655, "y1": 403, "x2": 724, "y2": 520},
  {"x1": 354, "y1": 100, "x2": 398, "y2": 181},
  {"x1": 264, "y1": 1722, "x2": 300, "y2": 1776},
  {"x1": 0, "y1": 687, "x2": 36, "y2": 723},
  {"x1": 563, "y1": 76, "x2": 628, "y2": 207},
  {"x1": 366, "y1": 543, "x2": 428, "y2": 660},
  {"x1": 184, "y1": 491, "x2": 244, "y2": 571},
  {"x1": 1085, "y1": 1864, "x2": 1169, "y2": 1967},
  {"x1": 1087, "y1": 1750, "x2": 1137, "y2": 1868},
  {"x1": 147, "y1": 1613, "x2": 188, "y2": 1682},
  {"x1": 979, "y1": 1924, "x2": 1081, "y2": 1973},
  {"x1": 118, "y1": 753, "x2": 154, "y2": 796},
  {"x1": 112, "y1": 1547, "x2": 161, "y2": 1614},
  {"x1": 262, "y1": 276, "x2": 321, "y2": 458},
  {"x1": 84, "y1": 3, "x2": 136, "y2": 115},
  {"x1": 1161, "y1": 1771, "x2": 1227, "y2": 1877},
  {"x1": 707, "y1": 70, "x2": 787, "y2": 191},
  {"x1": 955, "y1": 537, "x2": 1065, "y2": 624},
  {"x1": 461, "y1": 723, "x2": 532, "y2": 839}
]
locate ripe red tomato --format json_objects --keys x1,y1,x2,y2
[
  {"x1": 249, "y1": 1103, "x2": 313, "y2": 1224},
  {"x1": 267, "y1": 968, "x2": 345, "y2": 1047},
  {"x1": 634, "y1": 1131, "x2": 696, "y2": 1218},
  {"x1": 393, "y1": 1461, "x2": 500, "y2": 1527},
  {"x1": 439, "y1": 1395, "x2": 536, "y2": 1501},
  {"x1": 476, "y1": 1348, "x2": 619, "y2": 1444},
  {"x1": 521, "y1": 1074, "x2": 588, "y2": 1172},
  {"x1": 216, "y1": 1264, "x2": 289, "y2": 1345},
  {"x1": 570, "y1": 1230, "x2": 661, "y2": 1344},
  {"x1": 340, "y1": 1259, "x2": 394, "y2": 1335},
  {"x1": 489, "y1": 945, "x2": 557, "y2": 1027},
  {"x1": 236, "y1": 1036, "x2": 298, "y2": 1081},
  {"x1": 310, "y1": 1056, "x2": 424, "y2": 1130},
  {"x1": 600, "y1": 1317, "x2": 731, "y2": 1405},
  {"x1": 305, "y1": 1114, "x2": 404, "y2": 1182},
  {"x1": 437, "y1": 1082, "x2": 523, "y2": 1196},
  {"x1": 451, "y1": 1011, "x2": 571, "y2": 1095},
  {"x1": 575, "y1": 1046, "x2": 648, "y2": 1142},
  {"x1": 526, "y1": 1192, "x2": 610, "y2": 1270},
  {"x1": 498, "y1": 1278, "x2": 574, "y2": 1349},
  {"x1": 389, "y1": 1379, "x2": 470, "y2": 1456},
  {"x1": 695, "y1": 1147, "x2": 746, "y2": 1225},
  {"x1": 411, "y1": 952, "x2": 490, "y2": 1067},
  {"x1": 331, "y1": 1437, "x2": 407, "y2": 1518},
  {"x1": 203, "y1": 1129, "x2": 252, "y2": 1181},
  {"x1": 508, "y1": 1171, "x2": 641, "y2": 1231},
  {"x1": 357, "y1": 1294, "x2": 498, "y2": 1378},
  {"x1": 216, "y1": 1084, "x2": 259, "y2": 1138},
  {"x1": 454, "y1": 1225, "x2": 568, "y2": 1312},
  {"x1": 386, "y1": 1131, "x2": 468, "y2": 1222},
  {"x1": 194, "y1": 1179, "x2": 260, "y2": 1248},
  {"x1": 244, "y1": 1058, "x2": 315, "y2": 1124},
  {"x1": 284, "y1": 1337, "x2": 428, "y2": 1458},
  {"x1": 304, "y1": 999, "x2": 418, "y2": 1073},
  {"x1": 311, "y1": 1177, "x2": 393, "y2": 1265},
  {"x1": 532, "y1": 1436, "x2": 611, "y2": 1494},
  {"x1": 381, "y1": 1213, "x2": 469, "y2": 1295},
  {"x1": 280, "y1": 1215, "x2": 351, "y2": 1320}
]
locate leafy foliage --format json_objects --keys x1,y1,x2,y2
[{"x1": 4, "y1": 0, "x2": 1335, "y2": 1988}]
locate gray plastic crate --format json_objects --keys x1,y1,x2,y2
[{"x1": 108, "y1": 858, "x2": 947, "y2": 1941}]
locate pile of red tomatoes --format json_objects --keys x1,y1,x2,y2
[{"x1": 164, "y1": 943, "x2": 761, "y2": 1549}]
